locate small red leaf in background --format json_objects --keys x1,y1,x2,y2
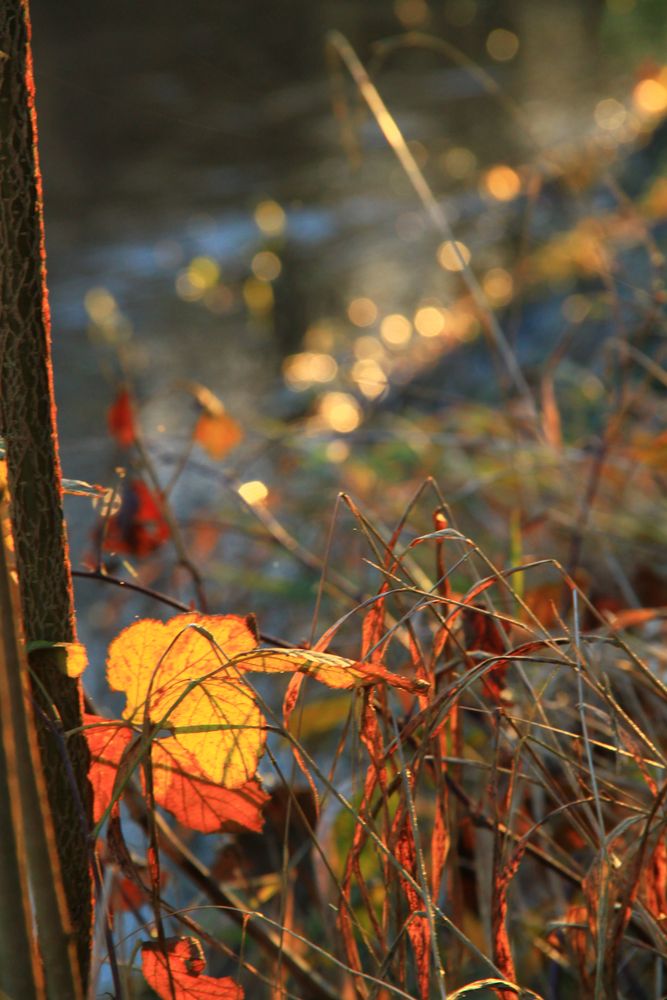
[
  {"x1": 104, "y1": 479, "x2": 170, "y2": 557},
  {"x1": 194, "y1": 412, "x2": 243, "y2": 461},
  {"x1": 142, "y1": 937, "x2": 243, "y2": 999},
  {"x1": 541, "y1": 374, "x2": 562, "y2": 449},
  {"x1": 186, "y1": 382, "x2": 243, "y2": 460},
  {"x1": 150, "y1": 739, "x2": 268, "y2": 834},
  {"x1": 108, "y1": 387, "x2": 137, "y2": 448}
]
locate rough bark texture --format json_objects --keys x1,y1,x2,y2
[{"x1": 0, "y1": 0, "x2": 91, "y2": 983}]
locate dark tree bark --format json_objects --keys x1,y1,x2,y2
[{"x1": 0, "y1": 0, "x2": 91, "y2": 985}]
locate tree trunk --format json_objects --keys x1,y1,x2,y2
[{"x1": 0, "y1": 0, "x2": 91, "y2": 986}]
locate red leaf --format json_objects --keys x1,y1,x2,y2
[
  {"x1": 104, "y1": 479, "x2": 170, "y2": 557},
  {"x1": 395, "y1": 815, "x2": 430, "y2": 998},
  {"x1": 111, "y1": 867, "x2": 169, "y2": 914},
  {"x1": 547, "y1": 902, "x2": 592, "y2": 989},
  {"x1": 360, "y1": 583, "x2": 390, "y2": 664},
  {"x1": 108, "y1": 387, "x2": 136, "y2": 448},
  {"x1": 150, "y1": 740, "x2": 268, "y2": 834},
  {"x1": 84, "y1": 714, "x2": 134, "y2": 823},
  {"x1": 463, "y1": 604, "x2": 510, "y2": 703},
  {"x1": 85, "y1": 715, "x2": 267, "y2": 836},
  {"x1": 640, "y1": 836, "x2": 667, "y2": 929},
  {"x1": 142, "y1": 937, "x2": 243, "y2": 999}
]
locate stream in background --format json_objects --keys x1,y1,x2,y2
[{"x1": 27, "y1": 0, "x2": 667, "y2": 681}]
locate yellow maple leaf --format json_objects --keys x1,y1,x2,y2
[
  {"x1": 167, "y1": 676, "x2": 262, "y2": 786},
  {"x1": 107, "y1": 613, "x2": 262, "y2": 786},
  {"x1": 107, "y1": 614, "x2": 256, "y2": 719}
]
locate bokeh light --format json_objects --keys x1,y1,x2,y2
[
  {"x1": 354, "y1": 336, "x2": 385, "y2": 361},
  {"x1": 318, "y1": 392, "x2": 362, "y2": 433},
  {"x1": 380, "y1": 313, "x2": 412, "y2": 346},
  {"x1": 594, "y1": 98, "x2": 627, "y2": 131},
  {"x1": 483, "y1": 165, "x2": 521, "y2": 201},
  {"x1": 84, "y1": 287, "x2": 118, "y2": 324},
  {"x1": 283, "y1": 352, "x2": 338, "y2": 390},
  {"x1": 347, "y1": 297, "x2": 378, "y2": 327},
  {"x1": 176, "y1": 257, "x2": 220, "y2": 301},
  {"x1": 633, "y1": 77, "x2": 667, "y2": 115},
  {"x1": 242, "y1": 277, "x2": 274, "y2": 315},
  {"x1": 486, "y1": 28, "x2": 519, "y2": 62},
  {"x1": 414, "y1": 304, "x2": 445, "y2": 337},
  {"x1": 441, "y1": 146, "x2": 477, "y2": 180},
  {"x1": 482, "y1": 268, "x2": 514, "y2": 307},
  {"x1": 351, "y1": 358, "x2": 388, "y2": 399},
  {"x1": 325, "y1": 440, "x2": 350, "y2": 463},
  {"x1": 254, "y1": 199, "x2": 286, "y2": 236},
  {"x1": 394, "y1": 0, "x2": 429, "y2": 28},
  {"x1": 304, "y1": 321, "x2": 337, "y2": 352},
  {"x1": 251, "y1": 250, "x2": 282, "y2": 282},
  {"x1": 437, "y1": 241, "x2": 471, "y2": 272}
]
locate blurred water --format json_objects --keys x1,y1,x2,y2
[{"x1": 26, "y1": 0, "x2": 665, "y2": 652}]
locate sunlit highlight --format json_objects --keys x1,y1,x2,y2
[
  {"x1": 441, "y1": 146, "x2": 477, "y2": 180},
  {"x1": 394, "y1": 0, "x2": 429, "y2": 28},
  {"x1": 594, "y1": 98, "x2": 627, "y2": 131},
  {"x1": 376, "y1": 109, "x2": 402, "y2": 147},
  {"x1": 243, "y1": 277, "x2": 274, "y2": 315},
  {"x1": 237, "y1": 480, "x2": 269, "y2": 505},
  {"x1": 325, "y1": 440, "x2": 350, "y2": 463},
  {"x1": 351, "y1": 358, "x2": 388, "y2": 399},
  {"x1": 437, "y1": 241, "x2": 471, "y2": 272},
  {"x1": 414, "y1": 305, "x2": 445, "y2": 338},
  {"x1": 304, "y1": 322, "x2": 337, "y2": 352},
  {"x1": 189, "y1": 256, "x2": 220, "y2": 288},
  {"x1": 319, "y1": 392, "x2": 362, "y2": 433},
  {"x1": 175, "y1": 257, "x2": 220, "y2": 302},
  {"x1": 353, "y1": 336, "x2": 385, "y2": 361},
  {"x1": 486, "y1": 28, "x2": 519, "y2": 61},
  {"x1": 633, "y1": 77, "x2": 667, "y2": 115},
  {"x1": 380, "y1": 313, "x2": 412, "y2": 346},
  {"x1": 482, "y1": 268, "x2": 514, "y2": 307},
  {"x1": 254, "y1": 200, "x2": 286, "y2": 236},
  {"x1": 84, "y1": 287, "x2": 118, "y2": 324},
  {"x1": 251, "y1": 251, "x2": 281, "y2": 282},
  {"x1": 347, "y1": 297, "x2": 378, "y2": 327},
  {"x1": 283, "y1": 352, "x2": 338, "y2": 390},
  {"x1": 483, "y1": 165, "x2": 521, "y2": 201}
]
